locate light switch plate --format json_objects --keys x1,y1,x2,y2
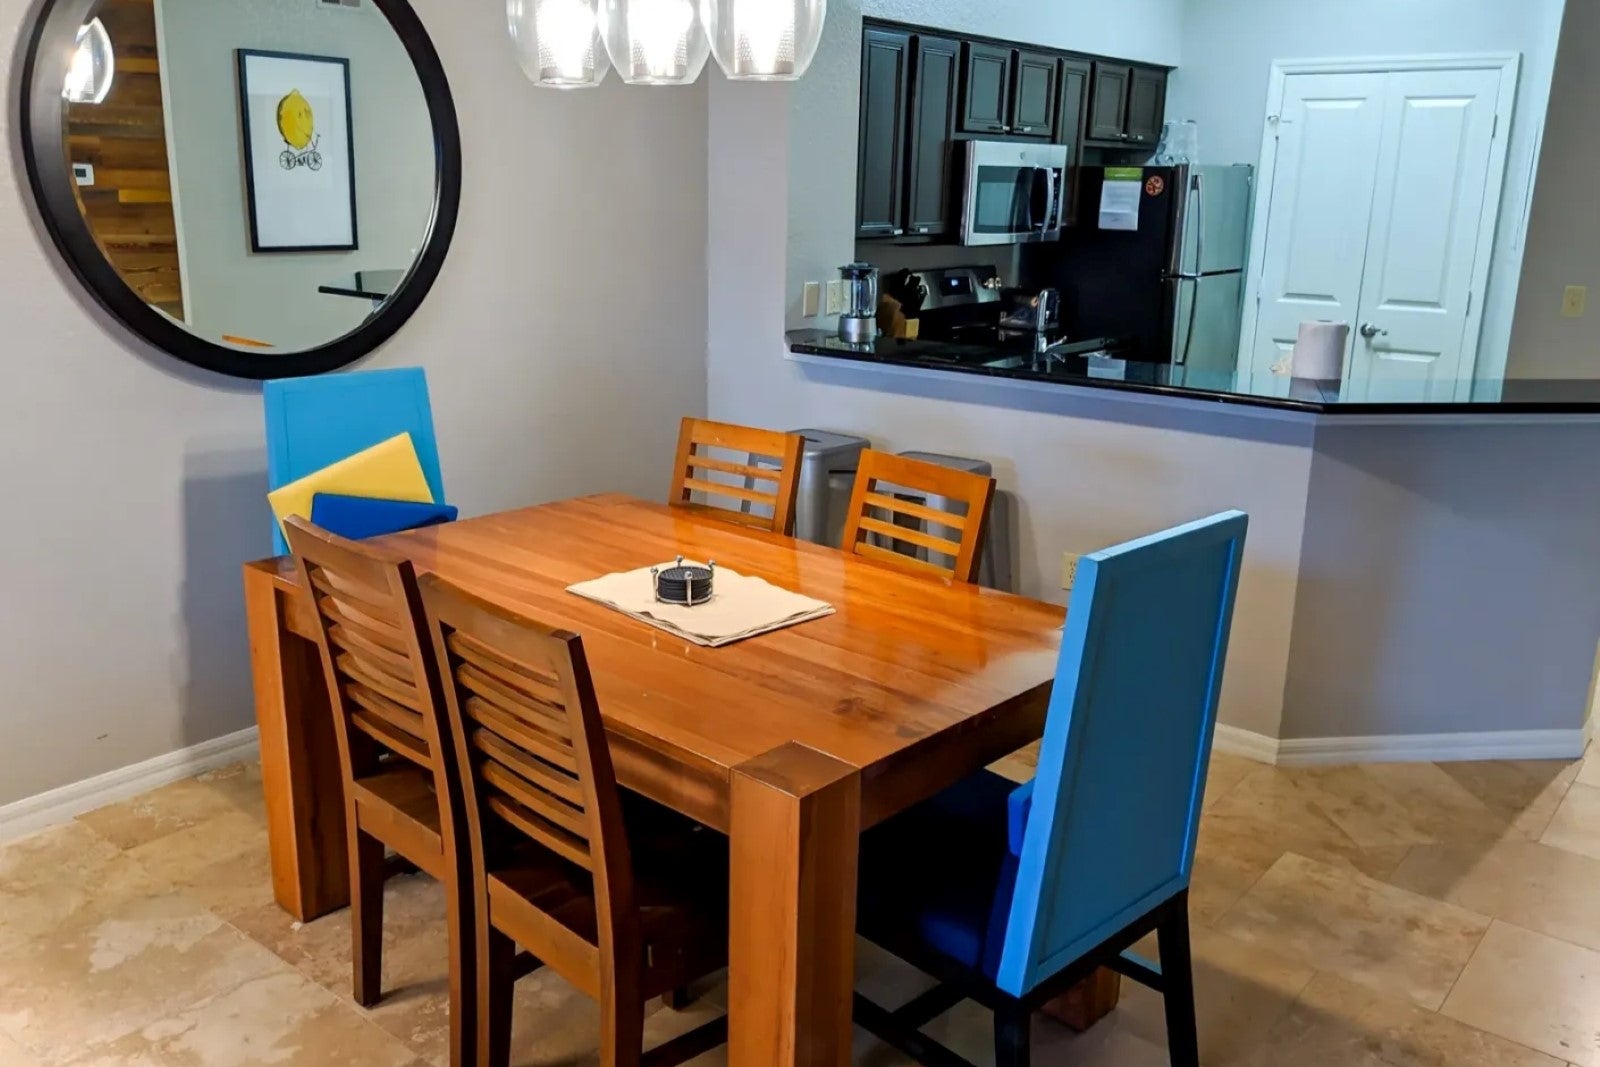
[
  {"x1": 1563, "y1": 285, "x2": 1587, "y2": 318},
  {"x1": 825, "y1": 280, "x2": 846, "y2": 317},
  {"x1": 802, "y1": 281, "x2": 821, "y2": 318},
  {"x1": 71, "y1": 162, "x2": 94, "y2": 187}
]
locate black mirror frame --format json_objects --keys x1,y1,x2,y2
[{"x1": 19, "y1": 0, "x2": 462, "y2": 381}]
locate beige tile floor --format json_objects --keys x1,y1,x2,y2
[{"x1": 0, "y1": 744, "x2": 1595, "y2": 1066}]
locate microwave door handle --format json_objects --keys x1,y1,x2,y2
[
  {"x1": 1043, "y1": 169, "x2": 1061, "y2": 238},
  {"x1": 1029, "y1": 167, "x2": 1048, "y2": 235}
]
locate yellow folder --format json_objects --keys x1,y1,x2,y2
[{"x1": 268, "y1": 432, "x2": 435, "y2": 536}]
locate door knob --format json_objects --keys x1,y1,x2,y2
[{"x1": 1360, "y1": 323, "x2": 1388, "y2": 340}]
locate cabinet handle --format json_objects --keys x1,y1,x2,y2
[{"x1": 892, "y1": 228, "x2": 905, "y2": 236}]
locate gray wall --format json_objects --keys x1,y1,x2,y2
[
  {"x1": 157, "y1": 0, "x2": 437, "y2": 351},
  {"x1": 1284, "y1": 424, "x2": 1600, "y2": 739},
  {"x1": 1507, "y1": 0, "x2": 1600, "y2": 379},
  {"x1": 0, "y1": 0, "x2": 707, "y2": 807}
]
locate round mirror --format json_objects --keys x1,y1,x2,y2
[{"x1": 21, "y1": 0, "x2": 461, "y2": 380}]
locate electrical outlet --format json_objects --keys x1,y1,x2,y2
[
  {"x1": 802, "y1": 281, "x2": 822, "y2": 318},
  {"x1": 1563, "y1": 285, "x2": 1588, "y2": 318},
  {"x1": 825, "y1": 280, "x2": 846, "y2": 317},
  {"x1": 1060, "y1": 552, "x2": 1080, "y2": 591}
]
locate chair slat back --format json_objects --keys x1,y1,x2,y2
[
  {"x1": 265, "y1": 368, "x2": 443, "y2": 555},
  {"x1": 670, "y1": 418, "x2": 805, "y2": 536},
  {"x1": 841, "y1": 451, "x2": 996, "y2": 583},
  {"x1": 419, "y1": 576, "x2": 634, "y2": 950},
  {"x1": 997, "y1": 512, "x2": 1249, "y2": 997},
  {"x1": 284, "y1": 516, "x2": 450, "y2": 780}
]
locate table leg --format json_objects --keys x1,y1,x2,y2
[
  {"x1": 729, "y1": 743, "x2": 861, "y2": 1067},
  {"x1": 245, "y1": 566, "x2": 349, "y2": 921}
]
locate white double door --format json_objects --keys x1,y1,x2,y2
[{"x1": 1243, "y1": 62, "x2": 1512, "y2": 401}]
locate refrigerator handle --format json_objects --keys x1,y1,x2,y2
[
  {"x1": 1178, "y1": 277, "x2": 1200, "y2": 366},
  {"x1": 1178, "y1": 173, "x2": 1206, "y2": 365}
]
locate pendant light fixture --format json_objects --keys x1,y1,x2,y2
[
  {"x1": 599, "y1": 0, "x2": 709, "y2": 85},
  {"x1": 507, "y1": 0, "x2": 611, "y2": 89},
  {"x1": 700, "y1": 0, "x2": 825, "y2": 81},
  {"x1": 63, "y1": 17, "x2": 115, "y2": 105}
]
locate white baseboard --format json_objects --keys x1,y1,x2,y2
[
  {"x1": 1277, "y1": 729, "x2": 1587, "y2": 766},
  {"x1": 1213, "y1": 723, "x2": 1281, "y2": 764},
  {"x1": 0, "y1": 727, "x2": 260, "y2": 844},
  {"x1": 1213, "y1": 723, "x2": 1585, "y2": 767}
]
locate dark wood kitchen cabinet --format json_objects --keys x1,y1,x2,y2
[
  {"x1": 1126, "y1": 66, "x2": 1168, "y2": 145},
  {"x1": 1056, "y1": 59, "x2": 1091, "y2": 152},
  {"x1": 905, "y1": 35, "x2": 961, "y2": 237},
  {"x1": 1087, "y1": 61, "x2": 1168, "y2": 146},
  {"x1": 958, "y1": 42, "x2": 1012, "y2": 135},
  {"x1": 1012, "y1": 51, "x2": 1059, "y2": 137},
  {"x1": 857, "y1": 27, "x2": 911, "y2": 238},
  {"x1": 1087, "y1": 62, "x2": 1131, "y2": 142}
]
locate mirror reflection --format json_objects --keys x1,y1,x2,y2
[
  {"x1": 60, "y1": 0, "x2": 437, "y2": 354},
  {"x1": 788, "y1": 0, "x2": 1581, "y2": 407}
]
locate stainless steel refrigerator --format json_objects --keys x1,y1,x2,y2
[{"x1": 1050, "y1": 164, "x2": 1254, "y2": 370}]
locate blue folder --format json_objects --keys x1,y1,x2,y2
[{"x1": 309, "y1": 494, "x2": 458, "y2": 541}]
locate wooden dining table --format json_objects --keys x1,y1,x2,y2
[{"x1": 243, "y1": 493, "x2": 1066, "y2": 1065}]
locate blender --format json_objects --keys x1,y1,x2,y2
[{"x1": 838, "y1": 263, "x2": 879, "y2": 344}]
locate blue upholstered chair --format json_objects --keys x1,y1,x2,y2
[
  {"x1": 855, "y1": 511, "x2": 1249, "y2": 1067},
  {"x1": 263, "y1": 368, "x2": 447, "y2": 555}
]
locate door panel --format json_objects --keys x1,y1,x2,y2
[
  {"x1": 1177, "y1": 165, "x2": 1255, "y2": 276},
  {"x1": 1056, "y1": 61, "x2": 1091, "y2": 225},
  {"x1": 1346, "y1": 69, "x2": 1501, "y2": 401},
  {"x1": 1126, "y1": 67, "x2": 1167, "y2": 146},
  {"x1": 857, "y1": 29, "x2": 911, "y2": 238},
  {"x1": 1172, "y1": 273, "x2": 1246, "y2": 373},
  {"x1": 905, "y1": 35, "x2": 960, "y2": 237},
  {"x1": 1013, "y1": 52, "x2": 1059, "y2": 137},
  {"x1": 1246, "y1": 72, "x2": 1386, "y2": 390},
  {"x1": 960, "y1": 43, "x2": 1013, "y2": 135},
  {"x1": 1088, "y1": 63, "x2": 1130, "y2": 141}
]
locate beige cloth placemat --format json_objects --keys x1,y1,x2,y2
[{"x1": 567, "y1": 562, "x2": 835, "y2": 648}]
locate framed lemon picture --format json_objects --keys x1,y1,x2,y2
[{"x1": 236, "y1": 50, "x2": 358, "y2": 253}]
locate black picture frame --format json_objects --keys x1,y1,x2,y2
[
  {"x1": 18, "y1": 0, "x2": 462, "y2": 381},
  {"x1": 236, "y1": 48, "x2": 360, "y2": 255}
]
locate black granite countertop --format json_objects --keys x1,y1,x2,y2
[{"x1": 786, "y1": 330, "x2": 1600, "y2": 415}]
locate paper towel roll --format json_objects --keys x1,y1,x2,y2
[{"x1": 1290, "y1": 321, "x2": 1350, "y2": 380}]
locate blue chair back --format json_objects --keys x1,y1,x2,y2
[
  {"x1": 996, "y1": 511, "x2": 1248, "y2": 997},
  {"x1": 263, "y1": 368, "x2": 444, "y2": 555}
]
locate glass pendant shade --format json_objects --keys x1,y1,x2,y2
[
  {"x1": 600, "y1": 0, "x2": 709, "y2": 85},
  {"x1": 700, "y1": 0, "x2": 824, "y2": 81},
  {"x1": 508, "y1": 0, "x2": 611, "y2": 89},
  {"x1": 63, "y1": 17, "x2": 114, "y2": 104}
]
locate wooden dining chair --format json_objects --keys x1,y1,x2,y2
[
  {"x1": 282, "y1": 516, "x2": 477, "y2": 1066},
  {"x1": 852, "y1": 512, "x2": 1249, "y2": 1067},
  {"x1": 418, "y1": 574, "x2": 730, "y2": 1067},
  {"x1": 669, "y1": 417, "x2": 804, "y2": 535},
  {"x1": 841, "y1": 449, "x2": 997, "y2": 583}
]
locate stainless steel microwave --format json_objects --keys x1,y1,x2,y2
[{"x1": 959, "y1": 141, "x2": 1069, "y2": 246}]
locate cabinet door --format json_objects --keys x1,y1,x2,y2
[
  {"x1": 1055, "y1": 59, "x2": 1091, "y2": 152},
  {"x1": 1087, "y1": 62, "x2": 1131, "y2": 142},
  {"x1": 959, "y1": 42, "x2": 1013, "y2": 136},
  {"x1": 1126, "y1": 66, "x2": 1168, "y2": 145},
  {"x1": 1011, "y1": 51, "x2": 1058, "y2": 137},
  {"x1": 1055, "y1": 60, "x2": 1091, "y2": 225},
  {"x1": 857, "y1": 28, "x2": 911, "y2": 238},
  {"x1": 905, "y1": 35, "x2": 960, "y2": 237}
]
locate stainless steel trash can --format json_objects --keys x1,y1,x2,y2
[
  {"x1": 750, "y1": 429, "x2": 871, "y2": 546},
  {"x1": 894, "y1": 451, "x2": 1015, "y2": 592}
]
